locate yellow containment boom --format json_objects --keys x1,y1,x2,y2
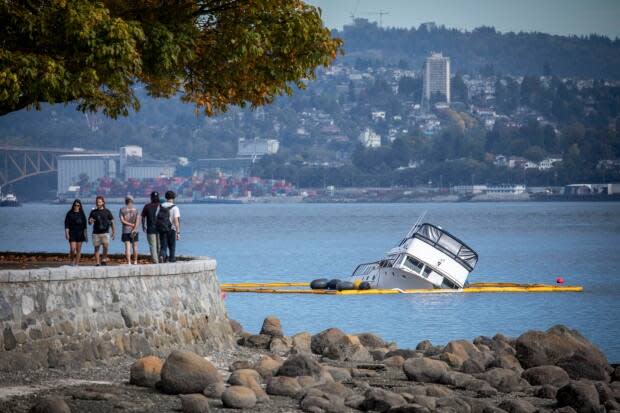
[{"x1": 220, "y1": 281, "x2": 583, "y2": 295}]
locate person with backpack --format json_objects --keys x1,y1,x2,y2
[
  {"x1": 157, "y1": 190, "x2": 181, "y2": 263},
  {"x1": 88, "y1": 195, "x2": 115, "y2": 266},
  {"x1": 141, "y1": 191, "x2": 161, "y2": 263}
]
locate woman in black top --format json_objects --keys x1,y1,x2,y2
[{"x1": 65, "y1": 199, "x2": 87, "y2": 266}]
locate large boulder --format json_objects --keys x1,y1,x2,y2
[
  {"x1": 130, "y1": 356, "x2": 164, "y2": 388},
  {"x1": 312, "y1": 328, "x2": 346, "y2": 354},
  {"x1": 240, "y1": 334, "x2": 272, "y2": 349},
  {"x1": 310, "y1": 328, "x2": 372, "y2": 361},
  {"x1": 515, "y1": 325, "x2": 609, "y2": 381},
  {"x1": 522, "y1": 365, "x2": 570, "y2": 387},
  {"x1": 260, "y1": 315, "x2": 284, "y2": 337},
  {"x1": 221, "y1": 386, "x2": 257, "y2": 409},
  {"x1": 266, "y1": 376, "x2": 303, "y2": 398},
  {"x1": 356, "y1": 333, "x2": 388, "y2": 349},
  {"x1": 441, "y1": 340, "x2": 481, "y2": 368},
  {"x1": 158, "y1": 350, "x2": 221, "y2": 394},
  {"x1": 556, "y1": 381, "x2": 601, "y2": 413},
  {"x1": 276, "y1": 353, "x2": 323, "y2": 379},
  {"x1": 477, "y1": 367, "x2": 527, "y2": 393},
  {"x1": 403, "y1": 357, "x2": 449, "y2": 383}
]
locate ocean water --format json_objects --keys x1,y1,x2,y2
[{"x1": 1, "y1": 202, "x2": 620, "y2": 360}]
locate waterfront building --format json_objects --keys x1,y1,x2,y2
[
  {"x1": 237, "y1": 138, "x2": 279, "y2": 157},
  {"x1": 124, "y1": 161, "x2": 175, "y2": 180},
  {"x1": 57, "y1": 153, "x2": 119, "y2": 196},
  {"x1": 423, "y1": 52, "x2": 450, "y2": 104}
]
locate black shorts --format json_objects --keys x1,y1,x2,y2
[
  {"x1": 69, "y1": 231, "x2": 86, "y2": 243},
  {"x1": 121, "y1": 233, "x2": 139, "y2": 243}
]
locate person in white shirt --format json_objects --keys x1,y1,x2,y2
[{"x1": 157, "y1": 190, "x2": 181, "y2": 263}]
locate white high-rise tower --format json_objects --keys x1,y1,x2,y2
[{"x1": 423, "y1": 52, "x2": 450, "y2": 104}]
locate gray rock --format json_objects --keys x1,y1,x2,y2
[
  {"x1": 277, "y1": 353, "x2": 323, "y2": 378},
  {"x1": 498, "y1": 399, "x2": 536, "y2": 413},
  {"x1": 3, "y1": 326, "x2": 17, "y2": 351},
  {"x1": 324, "y1": 366, "x2": 352, "y2": 382},
  {"x1": 477, "y1": 368, "x2": 527, "y2": 393},
  {"x1": 260, "y1": 315, "x2": 284, "y2": 337},
  {"x1": 240, "y1": 334, "x2": 272, "y2": 349},
  {"x1": 535, "y1": 384, "x2": 558, "y2": 399},
  {"x1": 416, "y1": 340, "x2": 433, "y2": 351},
  {"x1": 266, "y1": 376, "x2": 302, "y2": 398},
  {"x1": 360, "y1": 387, "x2": 407, "y2": 412},
  {"x1": 556, "y1": 381, "x2": 601, "y2": 413},
  {"x1": 515, "y1": 325, "x2": 609, "y2": 381},
  {"x1": 311, "y1": 328, "x2": 346, "y2": 355},
  {"x1": 180, "y1": 394, "x2": 210, "y2": 413},
  {"x1": 522, "y1": 365, "x2": 570, "y2": 387},
  {"x1": 158, "y1": 350, "x2": 221, "y2": 394},
  {"x1": 29, "y1": 397, "x2": 71, "y2": 413},
  {"x1": 221, "y1": 386, "x2": 257, "y2": 409},
  {"x1": 403, "y1": 357, "x2": 449, "y2": 383}
]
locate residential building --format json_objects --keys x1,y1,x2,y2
[
  {"x1": 538, "y1": 157, "x2": 563, "y2": 170},
  {"x1": 423, "y1": 52, "x2": 450, "y2": 104},
  {"x1": 358, "y1": 128, "x2": 381, "y2": 148}
]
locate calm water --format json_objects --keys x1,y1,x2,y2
[{"x1": 1, "y1": 202, "x2": 619, "y2": 360}]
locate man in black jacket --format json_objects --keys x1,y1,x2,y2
[
  {"x1": 88, "y1": 195, "x2": 115, "y2": 266},
  {"x1": 141, "y1": 191, "x2": 160, "y2": 263}
]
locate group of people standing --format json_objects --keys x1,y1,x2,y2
[{"x1": 64, "y1": 191, "x2": 181, "y2": 266}]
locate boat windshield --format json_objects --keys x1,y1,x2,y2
[{"x1": 412, "y1": 224, "x2": 478, "y2": 271}]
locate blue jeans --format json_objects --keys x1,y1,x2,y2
[{"x1": 159, "y1": 230, "x2": 176, "y2": 263}]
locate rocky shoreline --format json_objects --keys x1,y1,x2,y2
[{"x1": 1, "y1": 317, "x2": 618, "y2": 413}]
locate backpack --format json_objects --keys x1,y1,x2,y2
[{"x1": 156, "y1": 205, "x2": 173, "y2": 233}]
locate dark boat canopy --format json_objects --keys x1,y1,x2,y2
[{"x1": 411, "y1": 223, "x2": 479, "y2": 271}]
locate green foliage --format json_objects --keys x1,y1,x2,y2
[{"x1": 0, "y1": 0, "x2": 342, "y2": 117}]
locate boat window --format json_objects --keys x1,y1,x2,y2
[
  {"x1": 422, "y1": 266, "x2": 432, "y2": 278},
  {"x1": 441, "y1": 277, "x2": 458, "y2": 289},
  {"x1": 403, "y1": 256, "x2": 424, "y2": 275},
  {"x1": 413, "y1": 224, "x2": 478, "y2": 270}
]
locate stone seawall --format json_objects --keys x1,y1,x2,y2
[{"x1": 0, "y1": 259, "x2": 235, "y2": 371}]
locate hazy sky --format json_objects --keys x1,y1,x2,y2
[{"x1": 307, "y1": 0, "x2": 620, "y2": 38}]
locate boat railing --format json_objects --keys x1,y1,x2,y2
[{"x1": 352, "y1": 261, "x2": 379, "y2": 277}]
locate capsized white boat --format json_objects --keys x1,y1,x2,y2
[{"x1": 349, "y1": 219, "x2": 478, "y2": 290}]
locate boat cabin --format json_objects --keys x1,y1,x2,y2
[{"x1": 389, "y1": 223, "x2": 478, "y2": 288}]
